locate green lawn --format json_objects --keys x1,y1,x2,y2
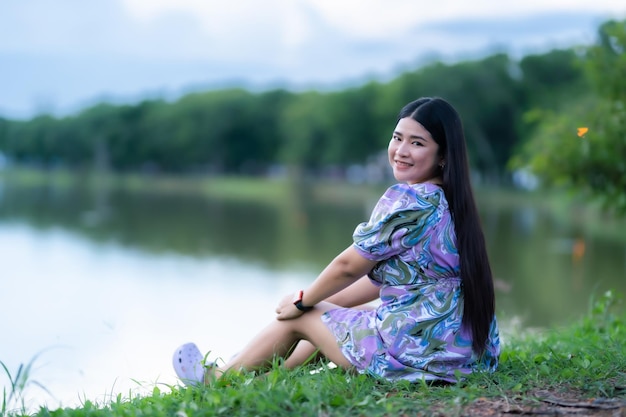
[{"x1": 3, "y1": 291, "x2": 624, "y2": 417}]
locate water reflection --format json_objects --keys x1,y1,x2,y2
[
  {"x1": 0, "y1": 224, "x2": 313, "y2": 412},
  {"x1": 0, "y1": 180, "x2": 625, "y2": 411},
  {"x1": 1, "y1": 180, "x2": 624, "y2": 328},
  {"x1": 480, "y1": 201, "x2": 625, "y2": 329},
  {"x1": 0, "y1": 182, "x2": 368, "y2": 269}
]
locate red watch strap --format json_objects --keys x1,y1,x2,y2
[{"x1": 293, "y1": 290, "x2": 313, "y2": 312}]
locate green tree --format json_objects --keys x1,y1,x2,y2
[
  {"x1": 518, "y1": 49, "x2": 588, "y2": 110},
  {"x1": 511, "y1": 19, "x2": 626, "y2": 213},
  {"x1": 322, "y1": 82, "x2": 386, "y2": 166},
  {"x1": 277, "y1": 91, "x2": 332, "y2": 175},
  {"x1": 1, "y1": 27, "x2": 615, "y2": 182}
]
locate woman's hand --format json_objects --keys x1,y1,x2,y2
[{"x1": 275, "y1": 293, "x2": 305, "y2": 320}]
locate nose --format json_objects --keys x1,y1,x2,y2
[{"x1": 394, "y1": 140, "x2": 410, "y2": 156}]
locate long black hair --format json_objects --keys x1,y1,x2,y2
[{"x1": 398, "y1": 97, "x2": 495, "y2": 356}]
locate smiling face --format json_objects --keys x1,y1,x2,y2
[{"x1": 388, "y1": 117, "x2": 443, "y2": 185}]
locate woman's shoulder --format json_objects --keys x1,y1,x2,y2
[{"x1": 383, "y1": 182, "x2": 447, "y2": 208}]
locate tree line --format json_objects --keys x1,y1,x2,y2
[
  {"x1": 510, "y1": 19, "x2": 626, "y2": 213},
  {"x1": 1, "y1": 52, "x2": 579, "y2": 179},
  {"x1": 0, "y1": 19, "x2": 624, "y2": 208}
]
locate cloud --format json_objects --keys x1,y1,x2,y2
[{"x1": 1, "y1": 0, "x2": 625, "y2": 118}]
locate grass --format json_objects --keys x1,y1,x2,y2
[
  {"x1": 0, "y1": 167, "x2": 385, "y2": 205},
  {"x1": 1, "y1": 351, "x2": 53, "y2": 417},
  {"x1": 3, "y1": 291, "x2": 624, "y2": 417}
]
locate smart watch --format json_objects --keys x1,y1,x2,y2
[{"x1": 293, "y1": 290, "x2": 314, "y2": 312}]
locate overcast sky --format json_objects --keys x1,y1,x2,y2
[{"x1": 1, "y1": 0, "x2": 625, "y2": 119}]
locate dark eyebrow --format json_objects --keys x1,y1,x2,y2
[{"x1": 394, "y1": 130, "x2": 429, "y2": 141}]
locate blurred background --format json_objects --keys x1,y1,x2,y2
[{"x1": 1, "y1": 0, "x2": 625, "y2": 413}]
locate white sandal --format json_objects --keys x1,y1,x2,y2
[{"x1": 172, "y1": 342, "x2": 212, "y2": 386}]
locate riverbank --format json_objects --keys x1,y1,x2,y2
[
  {"x1": 3, "y1": 167, "x2": 626, "y2": 245},
  {"x1": 0, "y1": 167, "x2": 626, "y2": 228},
  {"x1": 3, "y1": 291, "x2": 624, "y2": 417}
]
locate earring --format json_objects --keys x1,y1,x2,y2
[{"x1": 439, "y1": 162, "x2": 445, "y2": 169}]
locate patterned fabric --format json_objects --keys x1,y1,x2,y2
[{"x1": 321, "y1": 182, "x2": 500, "y2": 382}]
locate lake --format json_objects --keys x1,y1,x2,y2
[{"x1": 1, "y1": 175, "x2": 625, "y2": 412}]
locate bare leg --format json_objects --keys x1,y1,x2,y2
[
  {"x1": 282, "y1": 278, "x2": 379, "y2": 369},
  {"x1": 284, "y1": 305, "x2": 376, "y2": 369},
  {"x1": 215, "y1": 302, "x2": 352, "y2": 377},
  {"x1": 282, "y1": 341, "x2": 322, "y2": 369},
  {"x1": 172, "y1": 278, "x2": 379, "y2": 383}
]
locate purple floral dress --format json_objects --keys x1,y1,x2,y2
[{"x1": 321, "y1": 183, "x2": 500, "y2": 382}]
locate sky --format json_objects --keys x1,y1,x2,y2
[{"x1": 1, "y1": 0, "x2": 625, "y2": 120}]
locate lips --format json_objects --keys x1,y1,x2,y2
[{"x1": 395, "y1": 160, "x2": 413, "y2": 168}]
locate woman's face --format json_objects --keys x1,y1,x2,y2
[{"x1": 388, "y1": 117, "x2": 442, "y2": 185}]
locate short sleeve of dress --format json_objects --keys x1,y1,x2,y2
[{"x1": 353, "y1": 184, "x2": 440, "y2": 261}]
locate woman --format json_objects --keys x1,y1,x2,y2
[{"x1": 173, "y1": 97, "x2": 500, "y2": 384}]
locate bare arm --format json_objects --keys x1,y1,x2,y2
[
  {"x1": 275, "y1": 246, "x2": 377, "y2": 320},
  {"x1": 324, "y1": 275, "x2": 379, "y2": 307},
  {"x1": 302, "y1": 246, "x2": 377, "y2": 305}
]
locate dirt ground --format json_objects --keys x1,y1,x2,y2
[{"x1": 459, "y1": 390, "x2": 625, "y2": 417}]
